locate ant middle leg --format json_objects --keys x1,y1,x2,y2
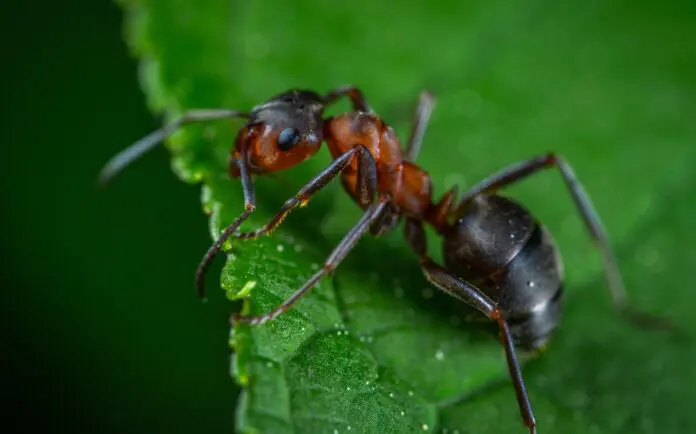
[
  {"x1": 453, "y1": 153, "x2": 671, "y2": 329},
  {"x1": 405, "y1": 90, "x2": 436, "y2": 162},
  {"x1": 404, "y1": 219, "x2": 537, "y2": 434},
  {"x1": 231, "y1": 197, "x2": 389, "y2": 325},
  {"x1": 98, "y1": 109, "x2": 249, "y2": 186},
  {"x1": 368, "y1": 200, "x2": 401, "y2": 236}
]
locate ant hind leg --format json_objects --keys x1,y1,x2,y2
[
  {"x1": 404, "y1": 219, "x2": 537, "y2": 434},
  {"x1": 453, "y1": 153, "x2": 674, "y2": 331}
]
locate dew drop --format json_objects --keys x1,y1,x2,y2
[
  {"x1": 276, "y1": 244, "x2": 284, "y2": 252},
  {"x1": 527, "y1": 281, "x2": 535, "y2": 288},
  {"x1": 333, "y1": 430, "x2": 339, "y2": 434},
  {"x1": 435, "y1": 349, "x2": 445, "y2": 361},
  {"x1": 408, "y1": 390, "x2": 414, "y2": 396},
  {"x1": 389, "y1": 392, "x2": 395, "y2": 398},
  {"x1": 266, "y1": 361, "x2": 273, "y2": 368},
  {"x1": 422, "y1": 423, "x2": 429, "y2": 431},
  {"x1": 366, "y1": 336, "x2": 374, "y2": 343},
  {"x1": 347, "y1": 426, "x2": 352, "y2": 431},
  {"x1": 400, "y1": 410, "x2": 405, "y2": 416},
  {"x1": 347, "y1": 386, "x2": 351, "y2": 391}
]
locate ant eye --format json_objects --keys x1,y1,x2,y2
[{"x1": 277, "y1": 128, "x2": 301, "y2": 151}]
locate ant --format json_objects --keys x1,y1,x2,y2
[{"x1": 100, "y1": 86, "x2": 669, "y2": 434}]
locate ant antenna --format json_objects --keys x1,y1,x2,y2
[{"x1": 98, "y1": 109, "x2": 249, "y2": 187}]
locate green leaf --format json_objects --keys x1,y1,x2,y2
[{"x1": 118, "y1": 0, "x2": 696, "y2": 433}]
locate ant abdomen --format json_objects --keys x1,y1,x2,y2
[{"x1": 443, "y1": 194, "x2": 564, "y2": 350}]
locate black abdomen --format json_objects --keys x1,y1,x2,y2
[{"x1": 443, "y1": 194, "x2": 564, "y2": 350}]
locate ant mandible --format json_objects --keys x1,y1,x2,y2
[{"x1": 100, "y1": 86, "x2": 668, "y2": 434}]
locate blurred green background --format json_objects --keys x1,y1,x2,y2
[
  {"x1": 3, "y1": 1, "x2": 236, "y2": 433},
  {"x1": 3, "y1": 0, "x2": 695, "y2": 433}
]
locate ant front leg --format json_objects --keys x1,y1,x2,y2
[
  {"x1": 231, "y1": 144, "x2": 377, "y2": 241},
  {"x1": 228, "y1": 144, "x2": 385, "y2": 325},
  {"x1": 404, "y1": 219, "x2": 537, "y2": 434},
  {"x1": 454, "y1": 153, "x2": 672, "y2": 330},
  {"x1": 231, "y1": 198, "x2": 389, "y2": 325},
  {"x1": 195, "y1": 155, "x2": 257, "y2": 298},
  {"x1": 98, "y1": 109, "x2": 249, "y2": 186},
  {"x1": 323, "y1": 86, "x2": 372, "y2": 112}
]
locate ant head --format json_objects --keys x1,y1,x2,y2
[{"x1": 242, "y1": 89, "x2": 326, "y2": 172}]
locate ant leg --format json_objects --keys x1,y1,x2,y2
[
  {"x1": 195, "y1": 156, "x2": 256, "y2": 299},
  {"x1": 424, "y1": 261, "x2": 537, "y2": 434},
  {"x1": 98, "y1": 109, "x2": 249, "y2": 186},
  {"x1": 232, "y1": 198, "x2": 389, "y2": 325},
  {"x1": 404, "y1": 219, "x2": 536, "y2": 434},
  {"x1": 232, "y1": 144, "x2": 377, "y2": 240},
  {"x1": 405, "y1": 90, "x2": 436, "y2": 162},
  {"x1": 425, "y1": 185, "x2": 459, "y2": 233},
  {"x1": 454, "y1": 153, "x2": 671, "y2": 329},
  {"x1": 323, "y1": 86, "x2": 372, "y2": 112},
  {"x1": 369, "y1": 201, "x2": 401, "y2": 236}
]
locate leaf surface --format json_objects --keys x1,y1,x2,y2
[{"x1": 118, "y1": 0, "x2": 696, "y2": 432}]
